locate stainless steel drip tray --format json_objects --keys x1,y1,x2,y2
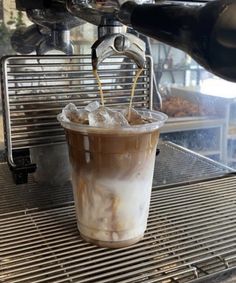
[
  {"x1": 154, "y1": 142, "x2": 233, "y2": 188},
  {"x1": 0, "y1": 142, "x2": 235, "y2": 282},
  {"x1": 2, "y1": 176, "x2": 236, "y2": 283},
  {"x1": 190, "y1": 267, "x2": 236, "y2": 283},
  {"x1": 0, "y1": 161, "x2": 74, "y2": 214},
  {"x1": 0, "y1": 141, "x2": 233, "y2": 215}
]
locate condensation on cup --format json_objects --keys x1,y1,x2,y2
[{"x1": 58, "y1": 103, "x2": 167, "y2": 248}]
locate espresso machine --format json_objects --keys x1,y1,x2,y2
[{"x1": 1, "y1": 0, "x2": 236, "y2": 282}]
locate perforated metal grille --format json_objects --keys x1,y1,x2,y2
[{"x1": 1, "y1": 176, "x2": 236, "y2": 283}]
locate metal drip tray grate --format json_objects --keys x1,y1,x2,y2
[
  {"x1": 0, "y1": 162, "x2": 73, "y2": 214},
  {"x1": 1, "y1": 176, "x2": 236, "y2": 283},
  {"x1": 0, "y1": 141, "x2": 233, "y2": 215},
  {"x1": 154, "y1": 142, "x2": 233, "y2": 187}
]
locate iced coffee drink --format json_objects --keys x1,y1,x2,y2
[{"x1": 58, "y1": 103, "x2": 167, "y2": 248}]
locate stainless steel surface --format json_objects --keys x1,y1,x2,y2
[
  {"x1": 13, "y1": 1, "x2": 83, "y2": 55},
  {"x1": 190, "y1": 267, "x2": 236, "y2": 283},
  {"x1": 66, "y1": 0, "x2": 149, "y2": 69},
  {"x1": 37, "y1": 29, "x2": 74, "y2": 55},
  {"x1": 0, "y1": 141, "x2": 233, "y2": 214},
  {"x1": 66, "y1": 0, "x2": 122, "y2": 26},
  {"x1": 154, "y1": 142, "x2": 233, "y2": 188},
  {"x1": 66, "y1": 0, "x2": 153, "y2": 26},
  {"x1": 1, "y1": 54, "x2": 153, "y2": 168},
  {"x1": 26, "y1": 5, "x2": 82, "y2": 29},
  {"x1": 14, "y1": 0, "x2": 148, "y2": 61},
  {"x1": 92, "y1": 32, "x2": 146, "y2": 69},
  {"x1": 1, "y1": 172, "x2": 236, "y2": 282},
  {"x1": 98, "y1": 22, "x2": 126, "y2": 38},
  {"x1": 91, "y1": 15, "x2": 146, "y2": 69},
  {"x1": 0, "y1": 162, "x2": 73, "y2": 214},
  {"x1": 11, "y1": 24, "x2": 44, "y2": 54}
]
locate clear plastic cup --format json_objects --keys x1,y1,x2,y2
[{"x1": 58, "y1": 109, "x2": 167, "y2": 248}]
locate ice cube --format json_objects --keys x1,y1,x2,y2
[
  {"x1": 122, "y1": 107, "x2": 152, "y2": 125},
  {"x1": 85, "y1": 101, "x2": 100, "y2": 112},
  {"x1": 61, "y1": 103, "x2": 77, "y2": 122},
  {"x1": 71, "y1": 109, "x2": 89, "y2": 124},
  {"x1": 88, "y1": 107, "x2": 130, "y2": 127},
  {"x1": 62, "y1": 103, "x2": 89, "y2": 124}
]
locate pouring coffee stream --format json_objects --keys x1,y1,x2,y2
[
  {"x1": 128, "y1": 68, "x2": 143, "y2": 121},
  {"x1": 93, "y1": 66, "x2": 143, "y2": 121},
  {"x1": 93, "y1": 69, "x2": 105, "y2": 107}
]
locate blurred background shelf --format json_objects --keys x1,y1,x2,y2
[
  {"x1": 159, "y1": 85, "x2": 229, "y2": 164},
  {"x1": 161, "y1": 122, "x2": 225, "y2": 163},
  {"x1": 150, "y1": 41, "x2": 236, "y2": 169}
]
